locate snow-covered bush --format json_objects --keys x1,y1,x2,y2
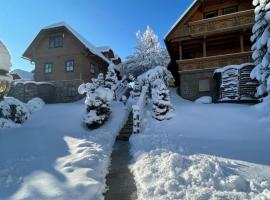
[
  {"x1": 138, "y1": 66, "x2": 174, "y2": 87},
  {"x1": 78, "y1": 82, "x2": 114, "y2": 128},
  {"x1": 0, "y1": 97, "x2": 29, "y2": 127},
  {"x1": 131, "y1": 80, "x2": 142, "y2": 98},
  {"x1": 92, "y1": 73, "x2": 105, "y2": 89},
  {"x1": 151, "y1": 79, "x2": 173, "y2": 121},
  {"x1": 251, "y1": 0, "x2": 270, "y2": 97},
  {"x1": 118, "y1": 26, "x2": 171, "y2": 77},
  {"x1": 27, "y1": 97, "x2": 45, "y2": 114},
  {"x1": 195, "y1": 96, "x2": 213, "y2": 104},
  {"x1": 105, "y1": 66, "x2": 118, "y2": 90}
]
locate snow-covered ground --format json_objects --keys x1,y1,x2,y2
[
  {"x1": 0, "y1": 100, "x2": 129, "y2": 200},
  {"x1": 130, "y1": 89, "x2": 270, "y2": 200}
]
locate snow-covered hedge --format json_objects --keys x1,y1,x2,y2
[
  {"x1": 138, "y1": 66, "x2": 174, "y2": 86},
  {"x1": 0, "y1": 97, "x2": 45, "y2": 128},
  {"x1": 27, "y1": 97, "x2": 45, "y2": 114},
  {"x1": 78, "y1": 82, "x2": 114, "y2": 128}
]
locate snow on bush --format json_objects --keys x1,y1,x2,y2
[
  {"x1": 195, "y1": 96, "x2": 213, "y2": 104},
  {"x1": 131, "y1": 150, "x2": 270, "y2": 200},
  {"x1": 91, "y1": 73, "x2": 105, "y2": 89},
  {"x1": 0, "y1": 97, "x2": 29, "y2": 127},
  {"x1": 27, "y1": 97, "x2": 45, "y2": 114},
  {"x1": 138, "y1": 66, "x2": 174, "y2": 87},
  {"x1": 117, "y1": 26, "x2": 171, "y2": 77},
  {"x1": 79, "y1": 82, "x2": 114, "y2": 128},
  {"x1": 152, "y1": 79, "x2": 173, "y2": 121},
  {"x1": 105, "y1": 65, "x2": 118, "y2": 91},
  {"x1": 251, "y1": 0, "x2": 270, "y2": 97},
  {"x1": 131, "y1": 80, "x2": 142, "y2": 98}
]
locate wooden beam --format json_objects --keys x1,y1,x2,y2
[
  {"x1": 179, "y1": 41, "x2": 183, "y2": 60},
  {"x1": 203, "y1": 37, "x2": 207, "y2": 57},
  {"x1": 240, "y1": 33, "x2": 244, "y2": 52}
]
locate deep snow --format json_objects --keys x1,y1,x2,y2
[
  {"x1": 130, "y1": 89, "x2": 270, "y2": 200},
  {"x1": 0, "y1": 100, "x2": 129, "y2": 200}
]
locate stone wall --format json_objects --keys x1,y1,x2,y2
[
  {"x1": 8, "y1": 79, "x2": 84, "y2": 103},
  {"x1": 179, "y1": 70, "x2": 217, "y2": 101},
  {"x1": 51, "y1": 79, "x2": 84, "y2": 103}
]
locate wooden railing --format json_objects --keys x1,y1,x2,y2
[
  {"x1": 132, "y1": 84, "x2": 149, "y2": 134},
  {"x1": 177, "y1": 51, "x2": 253, "y2": 72},
  {"x1": 174, "y1": 9, "x2": 254, "y2": 38},
  {"x1": 114, "y1": 76, "x2": 129, "y2": 100}
]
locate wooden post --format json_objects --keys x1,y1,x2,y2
[
  {"x1": 203, "y1": 37, "x2": 207, "y2": 57},
  {"x1": 179, "y1": 41, "x2": 183, "y2": 60},
  {"x1": 240, "y1": 34, "x2": 244, "y2": 52}
]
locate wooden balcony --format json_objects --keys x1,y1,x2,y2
[
  {"x1": 174, "y1": 9, "x2": 254, "y2": 39},
  {"x1": 177, "y1": 51, "x2": 253, "y2": 73}
]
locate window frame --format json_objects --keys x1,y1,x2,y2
[
  {"x1": 65, "y1": 59, "x2": 75, "y2": 72},
  {"x1": 44, "y1": 63, "x2": 53, "y2": 74},
  {"x1": 204, "y1": 10, "x2": 218, "y2": 19},
  {"x1": 223, "y1": 6, "x2": 238, "y2": 15},
  {"x1": 67, "y1": 86, "x2": 77, "y2": 97},
  {"x1": 49, "y1": 35, "x2": 64, "y2": 48},
  {"x1": 90, "y1": 63, "x2": 95, "y2": 74}
]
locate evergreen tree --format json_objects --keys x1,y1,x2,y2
[
  {"x1": 131, "y1": 80, "x2": 142, "y2": 98},
  {"x1": 78, "y1": 82, "x2": 113, "y2": 128},
  {"x1": 251, "y1": 0, "x2": 270, "y2": 96},
  {"x1": 105, "y1": 66, "x2": 118, "y2": 90},
  {"x1": 119, "y1": 26, "x2": 170, "y2": 76},
  {"x1": 152, "y1": 79, "x2": 173, "y2": 121}
]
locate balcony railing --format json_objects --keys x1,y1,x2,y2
[
  {"x1": 177, "y1": 51, "x2": 253, "y2": 73},
  {"x1": 174, "y1": 9, "x2": 254, "y2": 38}
]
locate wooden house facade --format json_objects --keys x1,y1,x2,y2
[{"x1": 165, "y1": 0, "x2": 254, "y2": 101}]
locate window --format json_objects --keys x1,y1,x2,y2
[
  {"x1": 44, "y1": 63, "x2": 53, "y2": 73},
  {"x1": 204, "y1": 10, "x2": 218, "y2": 19},
  {"x1": 65, "y1": 60, "x2": 75, "y2": 72},
  {"x1": 223, "y1": 6, "x2": 238, "y2": 15},
  {"x1": 49, "y1": 35, "x2": 63, "y2": 48},
  {"x1": 67, "y1": 87, "x2": 77, "y2": 97},
  {"x1": 90, "y1": 63, "x2": 95, "y2": 74},
  {"x1": 199, "y1": 79, "x2": 210, "y2": 92}
]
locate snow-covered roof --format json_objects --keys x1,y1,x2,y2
[
  {"x1": 214, "y1": 63, "x2": 255, "y2": 74},
  {"x1": 164, "y1": 0, "x2": 198, "y2": 39},
  {"x1": 43, "y1": 22, "x2": 112, "y2": 64},
  {"x1": 96, "y1": 46, "x2": 113, "y2": 53},
  {"x1": 10, "y1": 69, "x2": 33, "y2": 80}
]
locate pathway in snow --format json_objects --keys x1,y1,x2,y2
[
  {"x1": 105, "y1": 112, "x2": 137, "y2": 200},
  {"x1": 0, "y1": 100, "x2": 129, "y2": 200}
]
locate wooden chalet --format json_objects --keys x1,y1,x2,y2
[{"x1": 165, "y1": 0, "x2": 254, "y2": 101}]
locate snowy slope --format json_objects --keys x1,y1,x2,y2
[
  {"x1": 130, "y1": 89, "x2": 270, "y2": 200},
  {"x1": 0, "y1": 100, "x2": 129, "y2": 200}
]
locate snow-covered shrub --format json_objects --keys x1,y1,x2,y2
[
  {"x1": 27, "y1": 97, "x2": 45, "y2": 114},
  {"x1": 118, "y1": 26, "x2": 171, "y2": 77},
  {"x1": 152, "y1": 79, "x2": 173, "y2": 121},
  {"x1": 251, "y1": 0, "x2": 270, "y2": 97},
  {"x1": 195, "y1": 96, "x2": 212, "y2": 104},
  {"x1": 0, "y1": 97, "x2": 29, "y2": 125},
  {"x1": 138, "y1": 66, "x2": 174, "y2": 87},
  {"x1": 92, "y1": 73, "x2": 105, "y2": 89},
  {"x1": 131, "y1": 80, "x2": 142, "y2": 98},
  {"x1": 78, "y1": 82, "x2": 114, "y2": 128},
  {"x1": 105, "y1": 66, "x2": 118, "y2": 90}
]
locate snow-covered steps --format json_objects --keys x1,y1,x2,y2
[{"x1": 116, "y1": 112, "x2": 133, "y2": 141}]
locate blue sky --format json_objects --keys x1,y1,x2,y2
[{"x1": 0, "y1": 0, "x2": 192, "y2": 71}]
